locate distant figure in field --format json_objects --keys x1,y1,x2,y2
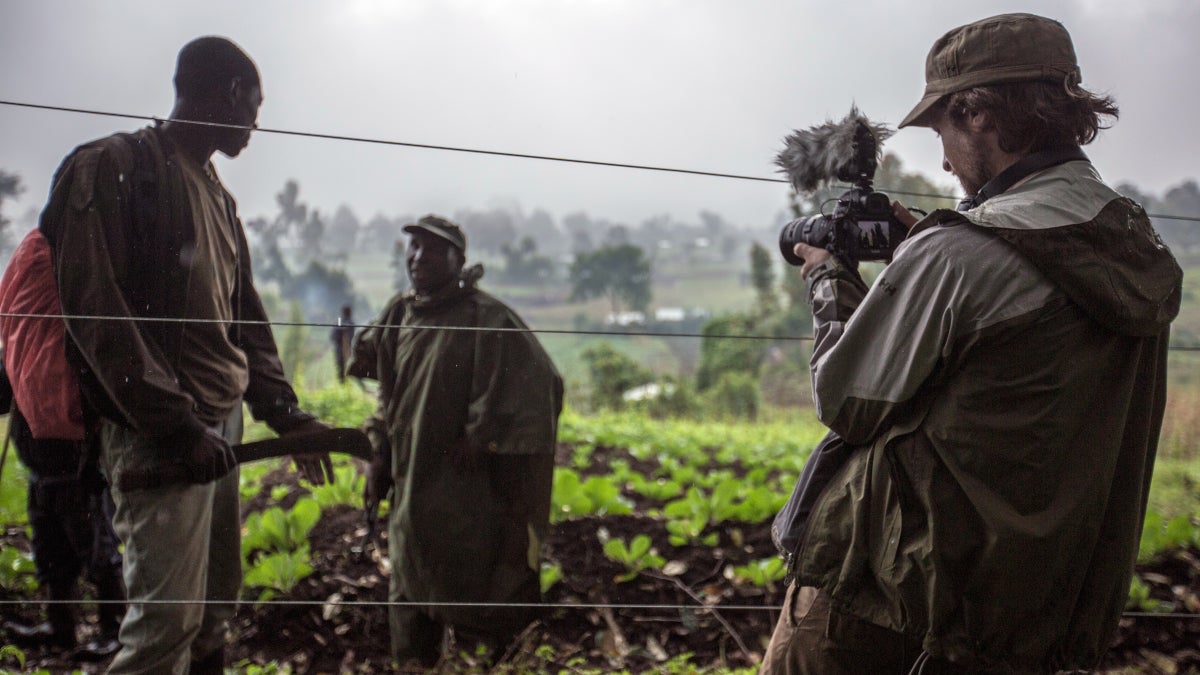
[
  {"x1": 348, "y1": 215, "x2": 563, "y2": 668},
  {"x1": 330, "y1": 304, "x2": 355, "y2": 382}
]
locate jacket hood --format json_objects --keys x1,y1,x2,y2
[{"x1": 946, "y1": 160, "x2": 1181, "y2": 336}]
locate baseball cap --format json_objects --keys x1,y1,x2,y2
[
  {"x1": 402, "y1": 215, "x2": 466, "y2": 253},
  {"x1": 899, "y1": 13, "x2": 1081, "y2": 128}
]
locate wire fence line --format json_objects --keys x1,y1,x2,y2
[
  {"x1": 2, "y1": 101, "x2": 1199, "y2": 643},
  {"x1": 1, "y1": 599, "x2": 1197, "y2": 622},
  {"x1": 4, "y1": 311, "x2": 1200, "y2": 351},
  {"x1": 2, "y1": 98, "x2": 1199, "y2": 224}
]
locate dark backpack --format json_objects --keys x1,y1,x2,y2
[{"x1": 39, "y1": 130, "x2": 166, "y2": 429}]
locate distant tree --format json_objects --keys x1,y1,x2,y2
[
  {"x1": 274, "y1": 180, "x2": 307, "y2": 237},
  {"x1": 562, "y1": 211, "x2": 596, "y2": 253},
  {"x1": 1158, "y1": 180, "x2": 1200, "y2": 252},
  {"x1": 698, "y1": 210, "x2": 738, "y2": 261},
  {"x1": 695, "y1": 314, "x2": 765, "y2": 391},
  {"x1": 1116, "y1": 182, "x2": 1161, "y2": 214},
  {"x1": 500, "y1": 237, "x2": 554, "y2": 284},
  {"x1": 0, "y1": 169, "x2": 24, "y2": 256},
  {"x1": 300, "y1": 209, "x2": 325, "y2": 258},
  {"x1": 1163, "y1": 180, "x2": 1200, "y2": 219},
  {"x1": 281, "y1": 259, "x2": 359, "y2": 321},
  {"x1": 698, "y1": 210, "x2": 729, "y2": 238},
  {"x1": 522, "y1": 208, "x2": 567, "y2": 256},
  {"x1": 254, "y1": 232, "x2": 294, "y2": 286},
  {"x1": 569, "y1": 243, "x2": 652, "y2": 315},
  {"x1": 245, "y1": 180, "x2": 366, "y2": 321},
  {"x1": 749, "y1": 242, "x2": 779, "y2": 314},
  {"x1": 872, "y1": 153, "x2": 958, "y2": 215},
  {"x1": 1116, "y1": 179, "x2": 1200, "y2": 253},
  {"x1": 603, "y1": 224, "x2": 631, "y2": 247},
  {"x1": 635, "y1": 214, "x2": 673, "y2": 258},
  {"x1": 453, "y1": 207, "x2": 517, "y2": 255},
  {"x1": 249, "y1": 182, "x2": 299, "y2": 282},
  {"x1": 580, "y1": 342, "x2": 654, "y2": 411},
  {"x1": 777, "y1": 264, "x2": 813, "y2": 347},
  {"x1": 363, "y1": 213, "x2": 406, "y2": 252},
  {"x1": 328, "y1": 204, "x2": 361, "y2": 255}
]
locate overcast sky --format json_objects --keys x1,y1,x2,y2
[{"x1": 2, "y1": 0, "x2": 1197, "y2": 232}]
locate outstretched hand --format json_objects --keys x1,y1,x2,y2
[{"x1": 285, "y1": 418, "x2": 336, "y2": 485}]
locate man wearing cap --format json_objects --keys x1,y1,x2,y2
[
  {"x1": 762, "y1": 13, "x2": 1181, "y2": 674},
  {"x1": 348, "y1": 215, "x2": 562, "y2": 667}
]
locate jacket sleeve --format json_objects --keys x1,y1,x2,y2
[
  {"x1": 806, "y1": 258, "x2": 870, "y2": 366},
  {"x1": 809, "y1": 232, "x2": 960, "y2": 445},
  {"x1": 346, "y1": 296, "x2": 404, "y2": 461},
  {"x1": 41, "y1": 144, "x2": 207, "y2": 443}
]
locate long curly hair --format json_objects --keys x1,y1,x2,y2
[{"x1": 941, "y1": 80, "x2": 1119, "y2": 153}]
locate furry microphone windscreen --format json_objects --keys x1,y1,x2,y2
[{"x1": 775, "y1": 106, "x2": 893, "y2": 193}]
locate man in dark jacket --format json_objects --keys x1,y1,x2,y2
[
  {"x1": 37, "y1": 37, "x2": 333, "y2": 674},
  {"x1": 349, "y1": 215, "x2": 562, "y2": 668},
  {"x1": 762, "y1": 13, "x2": 1182, "y2": 674}
]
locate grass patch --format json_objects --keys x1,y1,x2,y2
[
  {"x1": 1147, "y1": 457, "x2": 1200, "y2": 520},
  {"x1": 0, "y1": 419, "x2": 27, "y2": 527}
]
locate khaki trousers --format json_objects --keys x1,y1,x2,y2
[
  {"x1": 760, "y1": 583, "x2": 966, "y2": 675},
  {"x1": 101, "y1": 408, "x2": 243, "y2": 675}
]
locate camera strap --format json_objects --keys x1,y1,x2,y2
[{"x1": 957, "y1": 146, "x2": 1088, "y2": 211}]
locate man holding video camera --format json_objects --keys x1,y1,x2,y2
[{"x1": 763, "y1": 13, "x2": 1182, "y2": 674}]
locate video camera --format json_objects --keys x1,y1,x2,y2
[{"x1": 775, "y1": 108, "x2": 907, "y2": 266}]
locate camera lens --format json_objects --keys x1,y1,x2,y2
[
  {"x1": 778, "y1": 214, "x2": 830, "y2": 266},
  {"x1": 778, "y1": 218, "x2": 807, "y2": 266}
]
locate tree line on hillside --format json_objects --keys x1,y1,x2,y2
[
  {"x1": 5, "y1": 157, "x2": 1200, "y2": 402},
  {"x1": 3, "y1": 158, "x2": 1200, "y2": 326}
]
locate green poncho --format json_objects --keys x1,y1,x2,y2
[{"x1": 349, "y1": 278, "x2": 562, "y2": 635}]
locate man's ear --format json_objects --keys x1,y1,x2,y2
[
  {"x1": 227, "y1": 76, "x2": 243, "y2": 107},
  {"x1": 966, "y1": 108, "x2": 993, "y2": 133}
]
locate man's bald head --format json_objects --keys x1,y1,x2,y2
[{"x1": 174, "y1": 36, "x2": 260, "y2": 101}]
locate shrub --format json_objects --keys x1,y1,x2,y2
[
  {"x1": 580, "y1": 342, "x2": 654, "y2": 411},
  {"x1": 704, "y1": 371, "x2": 761, "y2": 421},
  {"x1": 695, "y1": 314, "x2": 765, "y2": 392},
  {"x1": 628, "y1": 375, "x2": 700, "y2": 420},
  {"x1": 297, "y1": 377, "x2": 376, "y2": 428}
]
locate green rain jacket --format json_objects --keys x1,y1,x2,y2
[
  {"x1": 792, "y1": 159, "x2": 1181, "y2": 672},
  {"x1": 348, "y1": 277, "x2": 563, "y2": 627}
]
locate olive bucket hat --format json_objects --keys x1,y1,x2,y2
[
  {"x1": 899, "y1": 13, "x2": 1081, "y2": 128},
  {"x1": 402, "y1": 214, "x2": 467, "y2": 253}
]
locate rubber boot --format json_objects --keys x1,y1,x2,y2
[
  {"x1": 73, "y1": 575, "x2": 124, "y2": 661},
  {"x1": 3, "y1": 583, "x2": 78, "y2": 650},
  {"x1": 48, "y1": 582, "x2": 79, "y2": 647}
]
